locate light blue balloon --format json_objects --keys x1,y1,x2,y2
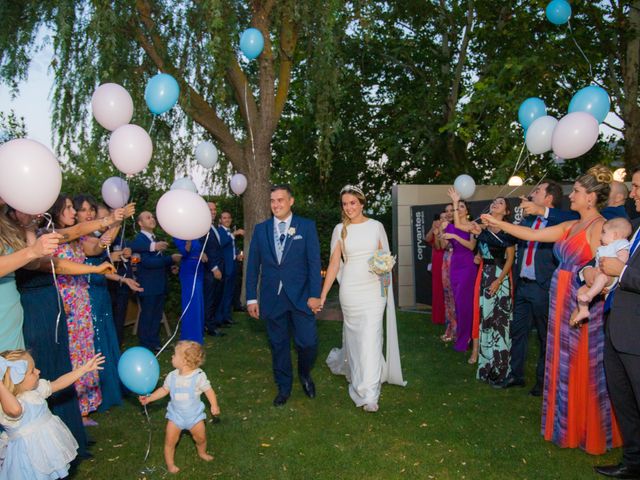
[
  {"x1": 546, "y1": 0, "x2": 571, "y2": 26},
  {"x1": 144, "y1": 73, "x2": 180, "y2": 115},
  {"x1": 568, "y1": 85, "x2": 611, "y2": 124},
  {"x1": 240, "y1": 28, "x2": 264, "y2": 60},
  {"x1": 117, "y1": 346, "x2": 160, "y2": 395},
  {"x1": 518, "y1": 97, "x2": 547, "y2": 130}
]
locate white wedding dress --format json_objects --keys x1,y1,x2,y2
[{"x1": 325, "y1": 219, "x2": 406, "y2": 407}]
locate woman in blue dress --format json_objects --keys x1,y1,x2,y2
[
  {"x1": 74, "y1": 196, "x2": 141, "y2": 412},
  {"x1": 174, "y1": 238, "x2": 206, "y2": 344}
]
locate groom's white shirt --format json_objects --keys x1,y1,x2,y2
[{"x1": 247, "y1": 213, "x2": 293, "y2": 305}]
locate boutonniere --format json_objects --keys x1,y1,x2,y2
[{"x1": 287, "y1": 227, "x2": 296, "y2": 236}]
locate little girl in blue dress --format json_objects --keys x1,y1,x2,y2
[
  {"x1": 139, "y1": 340, "x2": 220, "y2": 474},
  {"x1": 0, "y1": 350, "x2": 104, "y2": 479}
]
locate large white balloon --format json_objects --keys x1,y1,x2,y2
[
  {"x1": 170, "y1": 177, "x2": 198, "y2": 193},
  {"x1": 195, "y1": 141, "x2": 218, "y2": 169},
  {"x1": 101, "y1": 177, "x2": 130, "y2": 209},
  {"x1": 453, "y1": 174, "x2": 476, "y2": 199},
  {"x1": 230, "y1": 173, "x2": 247, "y2": 195},
  {"x1": 525, "y1": 115, "x2": 558, "y2": 155},
  {"x1": 108, "y1": 124, "x2": 153, "y2": 175},
  {"x1": 156, "y1": 190, "x2": 211, "y2": 240},
  {"x1": 551, "y1": 112, "x2": 599, "y2": 160},
  {"x1": 91, "y1": 83, "x2": 134, "y2": 131},
  {"x1": 0, "y1": 139, "x2": 62, "y2": 215}
]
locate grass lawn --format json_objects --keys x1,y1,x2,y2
[{"x1": 76, "y1": 309, "x2": 619, "y2": 479}]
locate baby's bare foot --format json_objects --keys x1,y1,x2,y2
[
  {"x1": 199, "y1": 452, "x2": 214, "y2": 462},
  {"x1": 167, "y1": 464, "x2": 180, "y2": 474}
]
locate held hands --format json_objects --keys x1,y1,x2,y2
[
  {"x1": 31, "y1": 232, "x2": 62, "y2": 258},
  {"x1": 307, "y1": 297, "x2": 322, "y2": 314},
  {"x1": 247, "y1": 303, "x2": 260, "y2": 319},
  {"x1": 80, "y1": 354, "x2": 105, "y2": 375},
  {"x1": 600, "y1": 257, "x2": 625, "y2": 277}
]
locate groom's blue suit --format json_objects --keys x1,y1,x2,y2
[{"x1": 246, "y1": 214, "x2": 322, "y2": 395}]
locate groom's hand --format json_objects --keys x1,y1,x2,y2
[
  {"x1": 247, "y1": 303, "x2": 260, "y2": 319},
  {"x1": 307, "y1": 297, "x2": 322, "y2": 313}
]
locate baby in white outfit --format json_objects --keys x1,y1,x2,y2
[{"x1": 570, "y1": 217, "x2": 632, "y2": 326}]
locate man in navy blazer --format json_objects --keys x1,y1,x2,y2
[
  {"x1": 130, "y1": 211, "x2": 180, "y2": 352},
  {"x1": 246, "y1": 184, "x2": 322, "y2": 406},
  {"x1": 202, "y1": 202, "x2": 226, "y2": 337},
  {"x1": 214, "y1": 211, "x2": 243, "y2": 328},
  {"x1": 500, "y1": 181, "x2": 565, "y2": 395}
]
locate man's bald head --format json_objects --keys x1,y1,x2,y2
[{"x1": 608, "y1": 181, "x2": 629, "y2": 207}]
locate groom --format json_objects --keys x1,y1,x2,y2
[{"x1": 246, "y1": 184, "x2": 322, "y2": 406}]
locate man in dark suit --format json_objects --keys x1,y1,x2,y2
[
  {"x1": 130, "y1": 211, "x2": 180, "y2": 352},
  {"x1": 500, "y1": 181, "x2": 565, "y2": 395},
  {"x1": 246, "y1": 184, "x2": 322, "y2": 406},
  {"x1": 214, "y1": 211, "x2": 243, "y2": 328},
  {"x1": 202, "y1": 201, "x2": 225, "y2": 337},
  {"x1": 593, "y1": 170, "x2": 640, "y2": 479}
]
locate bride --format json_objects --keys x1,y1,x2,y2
[{"x1": 320, "y1": 185, "x2": 406, "y2": 412}]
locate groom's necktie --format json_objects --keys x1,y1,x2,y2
[{"x1": 278, "y1": 221, "x2": 286, "y2": 244}]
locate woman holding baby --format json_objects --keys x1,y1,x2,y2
[{"x1": 482, "y1": 165, "x2": 622, "y2": 455}]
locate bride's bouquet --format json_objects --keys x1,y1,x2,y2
[{"x1": 368, "y1": 249, "x2": 396, "y2": 297}]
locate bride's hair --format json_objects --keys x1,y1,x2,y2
[{"x1": 339, "y1": 186, "x2": 367, "y2": 254}]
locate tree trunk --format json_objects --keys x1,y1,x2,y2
[{"x1": 623, "y1": 0, "x2": 640, "y2": 172}]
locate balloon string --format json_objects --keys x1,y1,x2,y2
[
  {"x1": 155, "y1": 231, "x2": 209, "y2": 358},
  {"x1": 568, "y1": 21, "x2": 596, "y2": 83},
  {"x1": 148, "y1": 115, "x2": 156, "y2": 134},
  {"x1": 42, "y1": 212, "x2": 63, "y2": 344},
  {"x1": 244, "y1": 82, "x2": 257, "y2": 167}
]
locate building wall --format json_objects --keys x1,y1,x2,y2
[{"x1": 392, "y1": 183, "x2": 533, "y2": 308}]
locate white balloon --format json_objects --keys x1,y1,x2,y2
[
  {"x1": 101, "y1": 177, "x2": 130, "y2": 209},
  {"x1": 551, "y1": 112, "x2": 599, "y2": 160},
  {"x1": 195, "y1": 141, "x2": 218, "y2": 169},
  {"x1": 170, "y1": 177, "x2": 198, "y2": 194},
  {"x1": 156, "y1": 190, "x2": 211, "y2": 240},
  {"x1": 91, "y1": 83, "x2": 134, "y2": 131},
  {"x1": 108, "y1": 124, "x2": 153, "y2": 175},
  {"x1": 525, "y1": 115, "x2": 558, "y2": 155},
  {"x1": 453, "y1": 174, "x2": 476, "y2": 200},
  {"x1": 507, "y1": 176, "x2": 524, "y2": 187},
  {"x1": 0, "y1": 139, "x2": 62, "y2": 215},
  {"x1": 230, "y1": 173, "x2": 247, "y2": 195}
]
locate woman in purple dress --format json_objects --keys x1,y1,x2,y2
[{"x1": 443, "y1": 197, "x2": 478, "y2": 353}]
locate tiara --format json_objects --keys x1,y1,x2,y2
[{"x1": 340, "y1": 184, "x2": 365, "y2": 196}]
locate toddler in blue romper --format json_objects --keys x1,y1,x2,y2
[{"x1": 140, "y1": 340, "x2": 220, "y2": 474}]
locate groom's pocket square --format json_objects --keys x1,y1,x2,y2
[{"x1": 293, "y1": 235, "x2": 303, "y2": 240}]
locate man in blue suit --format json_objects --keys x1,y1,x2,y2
[
  {"x1": 246, "y1": 184, "x2": 322, "y2": 406},
  {"x1": 499, "y1": 181, "x2": 566, "y2": 395},
  {"x1": 202, "y1": 201, "x2": 226, "y2": 337},
  {"x1": 130, "y1": 211, "x2": 180, "y2": 352},
  {"x1": 214, "y1": 211, "x2": 243, "y2": 328}
]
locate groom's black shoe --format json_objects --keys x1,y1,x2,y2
[
  {"x1": 300, "y1": 377, "x2": 316, "y2": 399},
  {"x1": 594, "y1": 463, "x2": 640, "y2": 479},
  {"x1": 273, "y1": 392, "x2": 290, "y2": 407}
]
